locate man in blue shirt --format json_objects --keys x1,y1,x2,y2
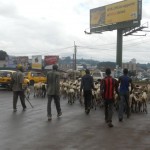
[
  {"x1": 80, "y1": 69, "x2": 95, "y2": 114},
  {"x1": 118, "y1": 68, "x2": 133, "y2": 122}
]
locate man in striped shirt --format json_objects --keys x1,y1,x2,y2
[{"x1": 100, "y1": 68, "x2": 118, "y2": 127}]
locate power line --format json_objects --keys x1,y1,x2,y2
[
  {"x1": 77, "y1": 38, "x2": 150, "y2": 52},
  {"x1": 6, "y1": 46, "x2": 74, "y2": 55},
  {"x1": 77, "y1": 36, "x2": 149, "y2": 48}
]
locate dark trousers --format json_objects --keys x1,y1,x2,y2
[
  {"x1": 13, "y1": 91, "x2": 26, "y2": 110},
  {"x1": 83, "y1": 90, "x2": 92, "y2": 110},
  {"x1": 104, "y1": 100, "x2": 114, "y2": 123},
  {"x1": 47, "y1": 95, "x2": 61, "y2": 117},
  {"x1": 118, "y1": 92, "x2": 130, "y2": 119}
]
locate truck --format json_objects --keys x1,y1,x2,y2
[{"x1": 92, "y1": 70, "x2": 105, "y2": 81}]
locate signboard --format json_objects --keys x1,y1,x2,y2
[
  {"x1": 90, "y1": 6, "x2": 105, "y2": 28},
  {"x1": 90, "y1": 0, "x2": 141, "y2": 31},
  {"x1": 16, "y1": 56, "x2": 28, "y2": 70},
  {"x1": 105, "y1": 0, "x2": 138, "y2": 25},
  {"x1": 5, "y1": 56, "x2": 17, "y2": 68},
  {"x1": 44, "y1": 55, "x2": 59, "y2": 69},
  {"x1": 32, "y1": 55, "x2": 42, "y2": 69}
]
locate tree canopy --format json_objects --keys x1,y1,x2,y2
[{"x1": 0, "y1": 50, "x2": 8, "y2": 60}]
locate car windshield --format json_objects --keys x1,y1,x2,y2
[
  {"x1": 93, "y1": 72, "x2": 105, "y2": 77},
  {"x1": 93, "y1": 73, "x2": 100, "y2": 77},
  {"x1": 102, "y1": 72, "x2": 106, "y2": 77},
  {"x1": 0, "y1": 71, "x2": 12, "y2": 77}
]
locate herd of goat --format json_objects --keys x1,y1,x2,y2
[{"x1": 24, "y1": 78, "x2": 150, "y2": 114}]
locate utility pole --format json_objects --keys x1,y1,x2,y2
[
  {"x1": 73, "y1": 54, "x2": 75, "y2": 70},
  {"x1": 74, "y1": 41, "x2": 77, "y2": 70},
  {"x1": 116, "y1": 29, "x2": 123, "y2": 68}
]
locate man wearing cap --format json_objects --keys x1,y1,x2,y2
[
  {"x1": 80, "y1": 69, "x2": 95, "y2": 114},
  {"x1": 47, "y1": 64, "x2": 62, "y2": 121},
  {"x1": 11, "y1": 65, "x2": 26, "y2": 112}
]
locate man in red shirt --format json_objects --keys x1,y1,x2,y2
[{"x1": 100, "y1": 68, "x2": 118, "y2": 127}]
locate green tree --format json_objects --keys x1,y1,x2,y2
[{"x1": 0, "y1": 50, "x2": 8, "y2": 60}]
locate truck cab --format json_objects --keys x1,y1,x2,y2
[
  {"x1": 24, "y1": 71, "x2": 46, "y2": 85},
  {"x1": 92, "y1": 70, "x2": 105, "y2": 81}
]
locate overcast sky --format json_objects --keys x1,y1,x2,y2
[{"x1": 0, "y1": 0, "x2": 150, "y2": 63}]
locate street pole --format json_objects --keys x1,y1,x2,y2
[
  {"x1": 73, "y1": 54, "x2": 75, "y2": 70},
  {"x1": 74, "y1": 41, "x2": 77, "y2": 70}
]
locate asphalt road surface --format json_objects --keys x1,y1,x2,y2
[{"x1": 0, "y1": 89, "x2": 150, "y2": 150}]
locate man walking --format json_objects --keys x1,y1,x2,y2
[
  {"x1": 118, "y1": 68, "x2": 133, "y2": 122},
  {"x1": 100, "y1": 68, "x2": 118, "y2": 127},
  {"x1": 47, "y1": 64, "x2": 62, "y2": 121},
  {"x1": 11, "y1": 65, "x2": 26, "y2": 112},
  {"x1": 80, "y1": 69, "x2": 95, "y2": 114}
]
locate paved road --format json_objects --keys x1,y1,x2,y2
[{"x1": 0, "y1": 89, "x2": 150, "y2": 150}]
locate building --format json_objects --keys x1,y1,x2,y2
[
  {"x1": 0, "y1": 60, "x2": 6, "y2": 68},
  {"x1": 122, "y1": 58, "x2": 137, "y2": 72}
]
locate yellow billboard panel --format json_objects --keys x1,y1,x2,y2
[
  {"x1": 105, "y1": 0, "x2": 138, "y2": 24},
  {"x1": 90, "y1": 0, "x2": 138, "y2": 28},
  {"x1": 90, "y1": 7, "x2": 105, "y2": 28},
  {"x1": 32, "y1": 55, "x2": 42, "y2": 69}
]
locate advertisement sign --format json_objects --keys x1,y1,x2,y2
[
  {"x1": 44, "y1": 56, "x2": 59, "y2": 69},
  {"x1": 5, "y1": 56, "x2": 17, "y2": 68},
  {"x1": 105, "y1": 0, "x2": 138, "y2": 25},
  {"x1": 90, "y1": 6, "x2": 105, "y2": 28},
  {"x1": 16, "y1": 56, "x2": 28, "y2": 65},
  {"x1": 16, "y1": 56, "x2": 29, "y2": 70},
  {"x1": 90, "y1": 0, "x2": 139, "y2": 28},
  {"x1": 32, "y1": 55, "x2": 42, "y2": 69}
]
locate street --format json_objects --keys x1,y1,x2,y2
[{"x1": 0, "y1": 89, "x2": 150, "y2": 150}]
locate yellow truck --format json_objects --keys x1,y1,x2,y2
[
  {"x1": 24, "y1": 71, "x2": 47, "y2": 85},
  {"x1": 0, "y1": 70, "x2": 29, "y2": 90}
]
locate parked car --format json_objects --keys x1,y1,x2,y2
[
  {"x1": 24, "y1": 71, "x2": 47, "y2": 85},
  {"x1": 0, "y1": 70, "x2": 29, "y2": 90}
]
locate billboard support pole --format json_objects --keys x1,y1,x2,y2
[{"x1": 116, "y1": 29, "x2": 123, "y2": 68}]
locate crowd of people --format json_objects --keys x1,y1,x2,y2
[
  {"x1": 11, "y1": 64, "x2": 133, "y2": 128},
  {"x1": 80, "y1": 67, "x2": 133, "y2": 127}
]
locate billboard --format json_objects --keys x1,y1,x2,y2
[
  {"x1": 44, "y1": 55, "x2": 59, "y2": 69},
  {"x1": 5, "y1": 56, "x2": 29, "y2": 69},
  {"x1": 90, "y1": 6, "x2": 105, "y2": 28},
  {"x1": 5, "y1": 56, "x2": 17, "y2": 68},
  {"x1": 32, "y1": 55, "x2": 42, "y2": 69},
  {"x1": 90, "y1": 0, "x2": 140, "y2": 29},
  {"x1": 16, "y1": 56, "x2": 28, "y2": 70}
]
